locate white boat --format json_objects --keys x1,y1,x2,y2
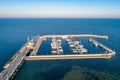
[
  {"x1": 66, "y1": 39, "x2": 71, "y2": 42},
  {"x1": 52, "y1": 50, "x2": 57, "y2": 54},
  {"x1": 58, "y1": 46, "x2": 62, "y2": 48},
  {"x1": 52, "y1": 38, "x2": 56, "y2": 42},
  {"x1": 73, "y1": 50, "x2": 78, "y2": 53},
  {"x1": 68, "y1": 41, "x2": 72, "y2": 44},
  {"x1": 89, "y1": 38, "x2": 93, "y2": 43},
  {"x1": 71, "y1": 49, "x2": 76, "y2": 51},
  {"x1": 59, "y1": 49, "x2": 63, "y2": 52},
  {"x1": 80, "y1": 48, "x2": 87, "y2": 54},
  {"x1": 51, "y1": 41, "x2": 57, "y2": 49},
  {"x1": 74, "y1": 41, "x2": 79, "y2": 45},
  {"x1": 58, "y1": 39, "x2": 61, "y2": 42},
  {"x1": 95, "y1": 43, "x2": 98, "y2": 47},
  {"x1": 70, "y1": 44, "x2": 74, "y2": 47},
  {"x1": 77, "y1": 45, "x2": 83, "y2": 49}
]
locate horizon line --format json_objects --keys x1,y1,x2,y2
[{"x1": 0, "y1": 17, "x2": 120, "y2": 19}]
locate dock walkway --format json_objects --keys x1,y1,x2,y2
[
  {"x1": 0, "y1": 46, "x2": 30, "y2": 80},
  {"x1": 30, "y1": 36, "x2": 43, "y2": 56}
]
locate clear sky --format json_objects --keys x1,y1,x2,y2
[{"x1": 0, "y1": 0, "x2": 120, "y2": 18}]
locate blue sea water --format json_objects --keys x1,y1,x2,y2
[{"x1": 0, "y1": 18, "x2": 120, "y2": 80}]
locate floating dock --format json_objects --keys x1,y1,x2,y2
[{"x1": 0, "y1": 34, "x2": 115, "y2": 80}]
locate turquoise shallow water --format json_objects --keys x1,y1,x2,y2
[{"x1": 0, "y1": 18, "x2": 120, "y2": 80}]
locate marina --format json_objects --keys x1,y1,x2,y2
[{"x1": 0, "y1": 34, "x2": 115, "y2": 80}]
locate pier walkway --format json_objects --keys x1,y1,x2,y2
[
  {"x1": 25, "y1": 54, "x2": 112, "y2": 60},
  {"x1": 90, "y1": 39, "x2": 115, "y2": 56},
  {"x1": 44, "y1": 34, "x2": 108, "y2": 39},
  {"x1": 0, "y1": 46, "x2": 30, "y2": 80},
  {"x1": 30, "y1": 36, "x2": 43, "y2": 56}
]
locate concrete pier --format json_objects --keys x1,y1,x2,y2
[
  {"x1": 25, "y1": 54, "x2": 112, "y2": 60},
  {"x1": 0, "y1": 36, "x2": 41, "y2": 80},
  {"x1": 30, "y1": 36, "x2": 43, "y2": 56},
  {"x1": 0, "y1": 46, "x2": 30, "y2": 80},
  {"x1": 90, "y1": 39, "x2": 115, "y2": 56},
  {"x1": 44, "y1": 34, "x2": 108, "y2": 39}
]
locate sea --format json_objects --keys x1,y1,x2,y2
[{"x1": 0, "y1": 18, "x2": 120, "y2": 80}]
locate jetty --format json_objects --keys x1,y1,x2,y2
[{"x1": 0, "y1": 34, "x2": 115, "y2": 80}]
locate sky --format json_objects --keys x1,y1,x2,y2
[{"x1": 0, "y1": 0, "x2": 120, "y2": 18}]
